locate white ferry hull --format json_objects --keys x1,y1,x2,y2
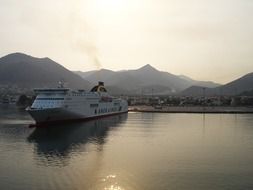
[{"x1": 27, "y1": 107, "x2": 128, "y2": 125}]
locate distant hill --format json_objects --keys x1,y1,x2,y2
[
  {"x1": 0, "y1": 53, "x2": 91, "y2": 89},
  {"x1": 220, "y1": 73, "x2": 253, "y2": 95},
  {"x1": 74, "y1": 70, "x2": 97, "y2": 79},
  {"x1": 240, "y1": 89, "x2": 253, "y2": 96},
  {"x1": 180, "y1": 72, "x2": 253, "y2": 96},
  {"x1": 179, "y1": 86, "x2": 215, "y2": 97},
  {"x1": 178, "y1": 75, "x2": 220, "y2": 88},
  {"x1": 74, "y1": 64, "x2": 221, "y2": 95},
  {"x1": 3, "y1": 52, "x2": 251, "y2": 96}
]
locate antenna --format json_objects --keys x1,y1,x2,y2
[
  {"x1": 98, "y1": 81, "x2": 104, "y2": 86},
  {"x1": 58, "y1": 80, "x2": 65, "y2": 88}
]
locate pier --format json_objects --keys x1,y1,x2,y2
[{"x1": 128, "y1": 105, "x2": 253, "y2": 114}]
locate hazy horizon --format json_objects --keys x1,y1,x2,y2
[{"x1": 1, "y1": 0, "x2": 253, "y2": 83}]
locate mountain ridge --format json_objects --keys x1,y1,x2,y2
[
  {"x1": 0, "y1": 52, "x2": 91, "y2": 89},
  {"x1": 74, "y1": 64, "x2": 221, "y2": 95},
  {"x1": 180, "y1": 72, "x2": 253, "y2": 96},
  {"x1": 1, "y1": 52, "x2": 252, "y2": 96}
]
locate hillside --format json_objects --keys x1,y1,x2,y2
[
  {"x1": 0, "y1": 53, "x2": 91, "y2": 89},
  {"x1": 3, "y1": 53, "x2": 251, "y2": 96},
  {"x1": 178, "y1": 75, "x2": 221, "y2": 88},
  {"x1": 75, "y1": 64, "x2": 221, "y2": 95},
  {"x1": 220, "y1": 73, "x2": 253, "y2": 95},
  {"x1": 240, "y1": 89, "x2": 253, "y2": 96},
  {"x1": 180, "y1": 73, "x2": 253, "y2": 96}
]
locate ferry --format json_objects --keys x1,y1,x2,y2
[{"x1": 26, "y1": 82, "x2": 128, "y2": 125}]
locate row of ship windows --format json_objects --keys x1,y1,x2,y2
[
  {"x1": 37, "y1": 98, "x2": 64, "y2": 100},
  {"x1": 71, "y1": 94, "x2": 99, "y2": 97},
  {"x1": 34, "y1": 101, "x2": 63, "y2": 105},
  {"x1": 95, "y1": 107, "x2": 118, "y2": 114},
  {"x1": 72, "y1": 94, "x2": 85, "y2": 97},
  {"x1": 90, "y1": 103, "x2": 120, "y2": 108}
]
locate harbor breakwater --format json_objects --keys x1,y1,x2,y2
[{"x1": 129, "y1": 105, "x2": 253, "y2": 114}]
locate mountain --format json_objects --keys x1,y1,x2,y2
[
  {"x1": 219, "y1": 73, "x2": 253, "y2": 95},
  {"x1": 240, "y1": 89, "x2": 253, "y2": 96},
  {"x1": 0, "y1": 53, "x2": 91, "y2": 89},
  {"x1": 179, "y1": 86, "x2": 215, "y2": 97},
  {"x1": 128, "y1": 64, "x2": 190, "y2": 91},
  {"x1": 74, "y1": 70, "x2": 97, "y2": 78},
  {"x1": 1, "y1": 53, "x2": 251, "y2": 96},
  {"x1": 74, "y1": 64, "x2": 221, "y2": 95},
  {"x1": 178, "y1": 75, "x2": 220, "y2": 88},
  {"x1": 180, "y1": 72, "x2": 253, "y2": 96}
]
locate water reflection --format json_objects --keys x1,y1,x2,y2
[
  {"x1": 27, "y1": 114, "x2": 127, "y2": 166},
  {"x1": 202, "y1": 114, "x2": 206, "y2": 136},
  {"x1": 3, "y1": 106, "x2": 253, "y2": 190}
]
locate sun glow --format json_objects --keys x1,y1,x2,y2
[{"x1": 91, "y1": 0, "x2": 127, "y2": 13}]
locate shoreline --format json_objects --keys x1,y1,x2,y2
[{"x1": 128, "y1": 105, "x2": 253, "y2": 114}]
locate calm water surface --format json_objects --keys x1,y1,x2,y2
[{"x1": 1, "y1": 105, "x2": 253, "y2": 190}]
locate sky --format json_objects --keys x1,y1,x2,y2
[{"x1": 0, "y1": 0, "x2": 253, "y2": 84}]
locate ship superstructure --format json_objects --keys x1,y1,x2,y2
[{"x1": 27, "y1": 82, "x2": 128, "y2": 125}]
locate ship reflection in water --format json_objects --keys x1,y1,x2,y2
[{"x1": 28, "y1": 114, "x2": 128, "y2": 167}]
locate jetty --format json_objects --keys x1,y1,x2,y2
[{"x1": 128, "y1": 105, "x2": 253, "y2": 114}]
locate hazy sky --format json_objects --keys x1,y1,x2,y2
[{"x1": 1, "y1": 0, "x2": 253, "y2": 84}]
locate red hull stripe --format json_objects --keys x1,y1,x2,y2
[{"x1": 29, "y1": 111, "x2": 128, "y2": 128}]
